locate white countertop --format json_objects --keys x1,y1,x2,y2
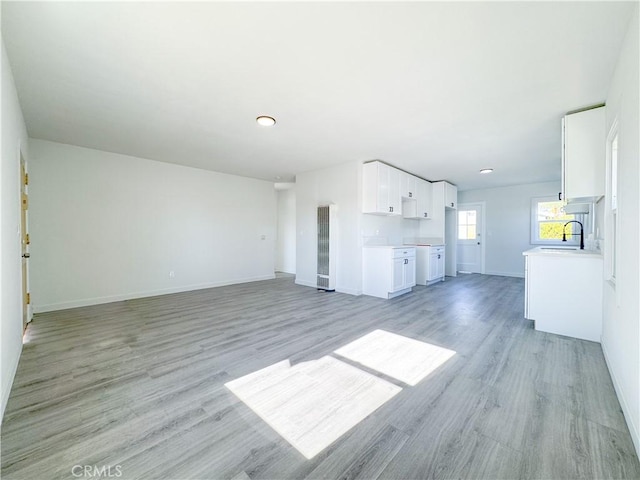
[
  {"x1": 363, "y1": 245, "x2": 416, "y2": 249},
  {"x1": 404, "y1": 237, "x2": 444, "y2": 246},
  {"x1": 523, "y1": 246, "x2": 602, "y2": 258},
  {"x1": 404, "y1": 243, "x2": 445, "y2": 246}
]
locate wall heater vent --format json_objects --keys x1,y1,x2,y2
[{"x1": 317, "y1": 204, "x2": 337, "y2": 291}]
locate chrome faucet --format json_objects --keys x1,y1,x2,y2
[{"x1": 562, "y1": 220, "x2": 584, "y2": 250}]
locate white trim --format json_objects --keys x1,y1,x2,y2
[
  {"x1": 294, "y1": 279, "x2": 361, "y2": 296},
  {"x1": 1, "y1": 341, "x2": 23, "y2": 423},
  {"x1": 336, "y1": 286, "x2": 362, "y2": 296},
  {"x1": 19, "y1": 148, "x2": 33, "y2": 325},
  {"x1": 294, "y1": 278, "x2": 317, "y2": 289},
  {"x1": 485, "y1": 271, "x2": 525, "y2": 278},
  {"x1": 604, "y1": 118, "x2": 619, "y2": 298},
  {"x1": 530, "y1": 196, "x2": 580, "y2": 246},
  {"x1": 33, "y1": 275, "x2": 275, "y2": 313},
  {"x1": 602, "y1": 340, "x2": 640, "y2": 457}
]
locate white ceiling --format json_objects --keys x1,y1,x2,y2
[{"x1": 1, "y1": 2, "x2": 635, "y2": 190}]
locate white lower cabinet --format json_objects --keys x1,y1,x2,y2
[
  {"x1": 403, "y1": 255, "x2": 416, "y2": 288},
  {"x1": 363, "y1": 246, "x2": 416, "y2": 299},
  {"x1": 430, "y1": 250, "x2": 445, "y2": 280},
  {"x1": 416, "y1": 245, "x2": 445, "y2": 285}
]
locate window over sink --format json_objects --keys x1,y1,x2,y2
[{"x1": 530, "y1": 197, "x2": 586, "y2": 245}]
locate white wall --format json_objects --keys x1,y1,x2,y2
[
  {"x1": 276, "y1": 187, "x2": 296, "y2": 274},
  {"x1": 1, "y1": 42, "x2": 29, "y2": 421},
  {"x1": 295, "y1": 161, "x2": 362, "y2": 295},
  {"x1": 601, "y1": 6, "x2": 639, "y2": 455},
  {"x1": 28, "y1": 139, "x2": 277, "y2": 311},
  {"x1": 360, "y1": 213, "x2": 420, "y2": 246},
  {"x1": 459, "y1": 181, "x2": 561, "y2": 277}
]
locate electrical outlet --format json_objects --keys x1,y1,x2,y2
[
  {"x1": 169, "y1": 271, "x2": 175, "y2": 278},
  {"x1": 260, "y1": 234, "x2": 266, "y2": 240}
]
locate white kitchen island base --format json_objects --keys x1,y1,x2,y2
[{"x1": 523, "y1": 247, "x2": 603, "y2": 343}]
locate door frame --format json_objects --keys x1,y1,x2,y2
[
  {"x1": 20, "y1": 151, "x2": 31, "y2": 329},
  {"x1": 457, "y1": 202, "x2": 486, "y2": 274}
]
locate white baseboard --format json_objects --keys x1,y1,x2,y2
[
  {"x1": 485, "y1": 270, "x2": 525, "y2": 278},
  {"x1": 294, "y1": 278, "x2": 317, "y2": 289},
  {"x1": 276, "y1": 268, "x2": 296, "y2": 275},
  {"x1": 294, "y1": 278, "x2": 361, "y2": 296},
  {"x1": 336, "y1": 286, "x2": 362, "y2": 296},
  {"x1": 1, "y1": 341, "x2": 23, "y2": 424},
  {"x1": 33, "y1": 274, "x2": 276, "y2": 313},
  {"x1": 602, "y1": 340, "x2": 640, "y2": 457}
]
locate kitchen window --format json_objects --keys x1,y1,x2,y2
[{"x1": 530, "y1": 197, "x2": 581, "y2": 245}]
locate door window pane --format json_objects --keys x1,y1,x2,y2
[{"x1": 458, "y1": 210, "x2": 477, "y2": 240}]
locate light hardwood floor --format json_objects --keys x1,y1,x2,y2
[{"x1": 2, "y1": 274, "x2": 639, "y2": 479}]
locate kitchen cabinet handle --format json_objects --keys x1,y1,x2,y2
[
  {"x1": 424, "y1": 212, "x2": 428, "y2": 218},
  {"x1": 404, "y1": 258, "x2": 408, "y2": 264},
  {"x1": 450, "y1": 202, "x2": 454, "y2": 207},
  {"x1": 558, "y1": 192, "x2": 562, "y2": 201},
  {"x1": 409, "y1": 192, "x2": 413, "y2": 198},
  {"x1": 437, "y1": 254, "x2": 441, "y2": 259},
  {"x1": 389, "y1": 206, "x2": 393, "y2": 213}
]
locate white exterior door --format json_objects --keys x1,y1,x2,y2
[{"x1": 457, "y1": 203, "x2": 484, "y2": 274}]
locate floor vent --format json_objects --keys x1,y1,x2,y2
[{"x1": 317, "y1": 204, "x2": 337, "y2": 291}]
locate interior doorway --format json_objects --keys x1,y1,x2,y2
[
  {"x1": 275, "y1": 185, "x2": 296, "y2": 275},
  {"x1": 457, "y1": 203, "x2": 485, "y2": 274}
]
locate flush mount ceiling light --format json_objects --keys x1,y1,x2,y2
[
  {"x1": 479, "y1": 168, "x2": 494, "y2": 174},
  {"x1": 256, "y1": 115, "x2": 276, "y2": 127}
]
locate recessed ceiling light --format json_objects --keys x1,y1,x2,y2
[
  {"x1": 479, "y1": 168, "x2": 494, "y2": 174},
  {"x1": 256, "y1": 115, "x2": 276, "y2": 127}
]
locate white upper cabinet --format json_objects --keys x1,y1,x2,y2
[
  {"x1": 400, "y1": 172, "x2": 417, "y2": 199},
  {"x1": 562, "y1": 106, "x2": 605, "y2": 202},
  {"x1": 431, "y1": 181, "x2": 457, "y2": 210},
  {"x1": 444, "y1": 182, "x2": 457, "y2": 209},
  {"x1": 364, "y1": 161, "x2": 433, "y2": 219},
  {"x1": 416, "y1": 178, "x2": 433, "y2": 219},
  {"x1": 363, "y1": 161, "x2": 401, "y2": 215},
  {"x1": 403, "y1": 177, "x2": 433, "y2": 220}
]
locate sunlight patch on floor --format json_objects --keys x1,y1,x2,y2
[
  {"x1": 225, "y1": 356, "x2": 401, "y2": 459},
  {"x1": 334, "y1": 329, "x2": 456, "y2": 386}
]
